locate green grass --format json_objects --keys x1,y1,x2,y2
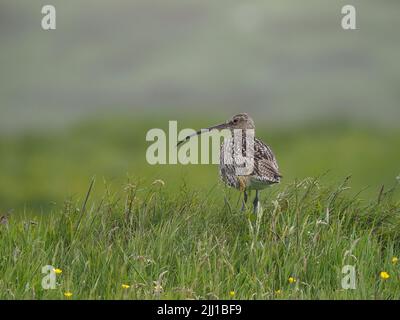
[
  {"x1": 1, "y1": 176, "x2": 400, "y2": 299},
  {"x1": 0, "y1": 116, "x2": 399, "y2": 299}
]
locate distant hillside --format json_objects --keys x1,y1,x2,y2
[{"x1": 1, "y1": 0, "x2": 399, "y2": 131}]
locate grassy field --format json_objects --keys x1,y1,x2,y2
[
  {"x1": 1, "y1": 0, "x2": 400, "y2": 301},
  {"x1": 1, "y1": 176, "x2": 400, "y2": 299},
  {"x1": 1, "y1": 116, "x2": 400, "y2": 212},
  {"x1": 0, "y1": 117, "x2": 400, "y2": 299}
]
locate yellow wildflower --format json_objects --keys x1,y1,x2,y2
[
  {"x1": 229, "y1": 291, "x2": 235, "y2": 297},
  {"x1": 288, "y1": 277, "x2": 297, "y2": 284},
  {"x1": 122, "y1": 284, "x2": 130, "y2": 289},
  {"x1": 392, "y1": 257, "x2": 399, "y2": 265},
  {"x1": 275, "y1": 289, "x2": 282, "y2": 295},
  {"x1": 380, "y1": 271, "x2": 390, "y2": 280},
  {"x1": 64, "y1": 292, "x2": 73, "y2": 298},
  {"x1": 53, "y1": 268, "x2": 62, "y2": 274}
]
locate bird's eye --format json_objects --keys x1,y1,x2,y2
[{"x1": 233, "y1": 119, "x2": 238, "y2": 123}]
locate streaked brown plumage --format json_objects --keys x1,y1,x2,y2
[{"x1": 178, "y1": 113, "x2": 281, "y2": 213}]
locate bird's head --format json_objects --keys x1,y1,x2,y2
[
  {"x1": 226, "y1": 113, "x2": 255, "y2": 130},
  {"x1": 177, "y1": 113, "x2": 255, "y2": 147}
]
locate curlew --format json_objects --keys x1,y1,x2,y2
[{"x1": 177, "y1": 113, "x2": 281, "y2": 213}]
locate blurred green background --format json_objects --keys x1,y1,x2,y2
[{"x1": 0, "y1": 0, "x2": 399, "y2": 213}]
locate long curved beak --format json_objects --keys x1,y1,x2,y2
[{"x1": 177, "y1": 122, "x2": 228, "y2": 147}]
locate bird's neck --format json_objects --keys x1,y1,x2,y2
[{"x1": 229, "y1": 128, "x2": 255, "y2": 140}]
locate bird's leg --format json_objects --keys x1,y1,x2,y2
[
  {"x1": 241, "y1": 191, "x2": 248, "y2": 211},
  {"x1": 253, "y1": 190, "x2": 260, "y2": 214}
]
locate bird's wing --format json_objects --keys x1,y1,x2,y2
[
  {"x1": 252, "y1": 138, "x2": 281, "y2": 183},
  {"x1": 254, "y1": 138, "x2": 279, "y2": 166},
  {"x1": 253, "y1": 158, "x2": 281, "y2": 183}
]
